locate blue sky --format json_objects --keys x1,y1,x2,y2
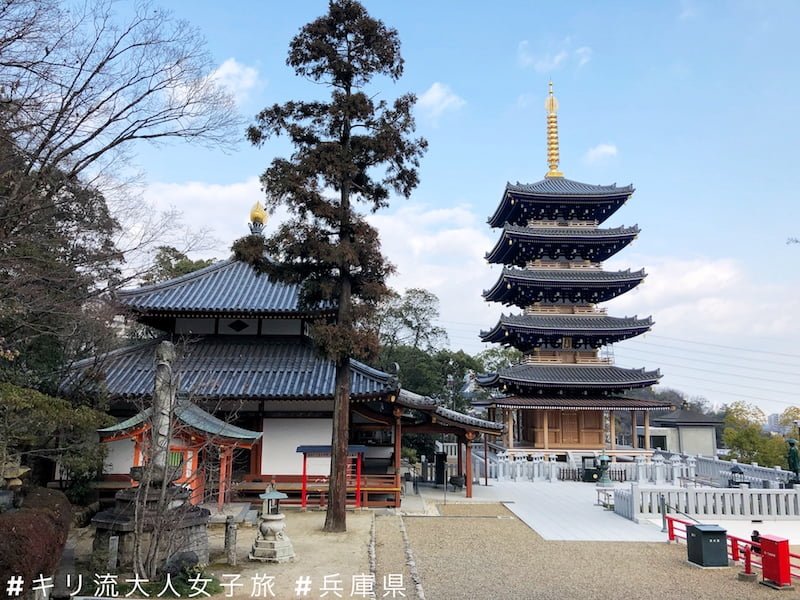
[{"x1": 133, "y1": 1, "x2": 800, "y2": 417}]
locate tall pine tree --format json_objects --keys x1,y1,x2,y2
[{"x1": 246, "y1": 0, "x2": 426, "y2": 531}]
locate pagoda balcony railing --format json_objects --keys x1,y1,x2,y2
[
  {"x1": 526, "y1": 260, "x2": 602, "y2": 270},
  {"x1": 525, "y1": 220, "x2": 597, "y2": 228},
  {"x1": 524, "y1": 305, "x2": 608, "y2": 315},
  {"x1": 522, "y1": 352, "x2": 612, "y2": 365}
]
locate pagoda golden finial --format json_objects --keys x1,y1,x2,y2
[
  {"x1": 249, "y1": 201, "x2": 268, "y2": 235},
  {"x1": 544, "y1": 81, "x2": 564, "y2": 178}
]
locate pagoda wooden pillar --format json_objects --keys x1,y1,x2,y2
[
  {"x1": 506, "y1": 410, "x2": 515, "y2": 449},
  {"x1": 465, "y1": 432, "x2": 475, "y2": 498},
  {"x1": 630, "y1": 411, "x2": 637, "y2": 449},
  {"x1": 609, "y1": 411, "x2": 616, "y2": 450},
  {"x1": 644, "y1": 411, "x2": 651, "y2": 451},
  {"x1": 542, "y1": 410, "x2": 550, "y2": 450}
]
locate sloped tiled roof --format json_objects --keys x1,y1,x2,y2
[
  {"x1": 475, "y1": 396, "x2": 673, "y2": 411},
  {"x1": 476, "y1": 363, "x2": 660, "y2": 389},
  {"x1": 486, "y1": 313, "x2": 652, "y2": 333},
  {"x1": 506, "y1": 178, "x2": 634, "y2": 197},
  {"x1": 66, "y1": 337, "x2": 395, "y2": 400},
  {"x1": 118, "y1": 259, "x2": 333, "y2": 316},
  {"x1": 488, "y1": 178, "x2": 634, "y2": 227},
  {"x1": 98, "y1": 399, "x2": 262, "y2": 443},
  {"x1": 395, "y1": 389, "x2": 504, "y2": 433},
  {"x1": 484, "y1": 268, "x2": 646, "y2": 306}
]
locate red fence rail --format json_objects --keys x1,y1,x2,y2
[{"x1": 665, "y1": 515, "x2": 800, "y2": 580}]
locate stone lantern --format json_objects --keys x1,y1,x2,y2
[
  {"x1": 596, "y1": 453, "x2": 613, "y2": 488},
  {"x1": 249, "y1": 485, "x2": 295, "y2": 563}
]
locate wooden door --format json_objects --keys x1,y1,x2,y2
[{"x1": 562, "y1": 412, "x2": 579, "y2": 444}]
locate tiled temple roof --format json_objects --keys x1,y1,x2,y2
[
  {"x1": 97, "y1": 399, "x2": 262, "y2": 443},
  {"x1": 506, "y1": 179, "x2": 634, "y2": 197},
  {"x1": 65, "y1": 337, "x2": 395, "y2": 401},
  {"x1": 474, "y1": 396, "x2": 673, "y2": 411},
  {"x1": 476, "y1": 363, "x2": 660, "y2": 390},
  {"x1": 486, "y1": 224, "x2": 639, "y2": 265},
  {"x1": 484, "y1": 267, "x2": 646, "y2": 306},
  {"x1": 488, "y1": 178, "x2": 634, "y2": 227},
  {"x1": 118, "y1": 259, "x2": 333, "y2": 317},
  {"x1": 481, "y1": 314, "x2": 652, "y2": 347}
]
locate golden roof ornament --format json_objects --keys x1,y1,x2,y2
[
  {"x1": 545, "y1": 81, "x2": 564, "y2": 179},
  {"x1": 249, "y1": 201, "x2": 268, "y2": 235}
]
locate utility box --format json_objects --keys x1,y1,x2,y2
[
  {"x1": 686, "y1": 524, "x2": 728, "y2": 567},
  {"x1": 760, "y1": 535, "x2": 794, "y2": 590}
]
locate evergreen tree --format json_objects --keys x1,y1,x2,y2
[{"x1": 246, "y1": 0, "x2": 426, "y2": 531}]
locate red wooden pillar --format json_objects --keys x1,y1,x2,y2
[
  {"x1": 393, "y1": 407, "x2": 402, "y2": 508},
  {"x1": 465, "y1": 432, "x2": 475, "y2": 498},
  {"x1": 249, "y1": 438, "x2": 262, "y2": 476},
  {"x1": 301, "y1": 452, "x2": 308, "y2": 511}
]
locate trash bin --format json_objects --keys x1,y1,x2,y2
[
  {"x1": 686, "y1": 524, "x2": 728, "y2": 567},
  {"x1": 434, "y1": 451, "x2": 447, "y2": 485}
]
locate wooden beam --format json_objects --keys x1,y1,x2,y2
[
  {"x1": 630, "y1": 410, "x2": 637, "y2": 449},
  {"x1": 456, "y1": 437, "x2": 463, "y2": 478},
  {"x1": 644, "y1": 411, "x2": 651, "y2": 450}
]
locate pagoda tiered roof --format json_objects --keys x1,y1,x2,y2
[
  {"x1": 488, "y1": 178, "x2": 634, "y2": 228},
  {"x1": 484, "y1": 267, "x2": 646, "y2": 306},
  {"x1": 476, "y1": 363, "x2": 661, "y2": 392},
  {"x1": 486, "y1": 224, "x2": 639, "y2": 265},
  {"x1": 473, "y1": 395, "x2": 673, "y2": 411},
  {"x1": 63, "y1": 336, "x2": 395, "y2": 401},
  {"x1": 481, "y1": 313, "x2": 652, "y2": 349},
  {"x1": 119, "y1": 258, "x2": 334, "y2": 318}
]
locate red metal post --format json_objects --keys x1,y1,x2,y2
[
  {"x1": 667, "y1": 516, "x2": 675, "y2": 542},
  {"x1": 743, "y1": 545, "x2": 753, "y2": 576},
  {"x1": 731, "y1": 538, "x2": 740, "y2": 562}
]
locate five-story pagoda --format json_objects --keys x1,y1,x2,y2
[{"x1": 476, "y1": 83, "x2": 669, "y2": 455}]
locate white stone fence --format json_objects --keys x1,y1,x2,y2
[
  {"x1": 614, "y1": 483, "x2": 800, "y2": 522},
  {"x1": 654, "y1": 449, "x2": 793, "y2": 488},
  {"x1": 467, "y1": 450, "x2": 794, "y2": 487}
]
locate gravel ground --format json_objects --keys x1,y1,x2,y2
[{"x1": 403, "y1": 503, "x2": 792, "y2": 600}]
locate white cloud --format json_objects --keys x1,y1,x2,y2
[
  {"x1": 517, "y1": 39, "x2": 592, "y2": 72},
  {"x1": 575, "y1": 46, "x2": 592, "y2": 66},
  {"x1": 142, "y1": 177, "x2": 290, "y2": 260},
  {"x1": 211, "y1": 58, "x2": 262, "y2": 105},
  {"x1": 417, "y1": 82, "x2": 466, "y2": 123},
  {"x1": 584, "y1": 143, "x2": 618, "y2": 164}
]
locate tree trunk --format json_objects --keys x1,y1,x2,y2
[{"x1": 324, "y1": 358, "x2": 351, "y2": 532}]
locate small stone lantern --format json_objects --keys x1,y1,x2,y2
[
  {"x1": 729, "y1": 464, "x2": 745, "y2": 488},
  {"x1": 248, "y1": 485, "x2": 295, "y2": 563},
  {"x1": 596, "y1": 453, "x2": 613, "y2": 488}
]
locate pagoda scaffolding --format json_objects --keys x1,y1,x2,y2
[{"x1": 475, "y1": 83, "x2": 671, "y2": 458}]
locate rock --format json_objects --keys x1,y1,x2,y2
[{"x1": 163, "y1": 550, "x2": 199, "y2": 576}]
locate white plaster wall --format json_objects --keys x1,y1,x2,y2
[
  {"x1": 104, "y1": 438, "x2": 135, "y2": 474},
  {"x1": 261, "y1": 418, "x2": 332, "y2": 475},
  {"x1": 680, "y1": 426, "x2": 717, "y2": 457}
]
